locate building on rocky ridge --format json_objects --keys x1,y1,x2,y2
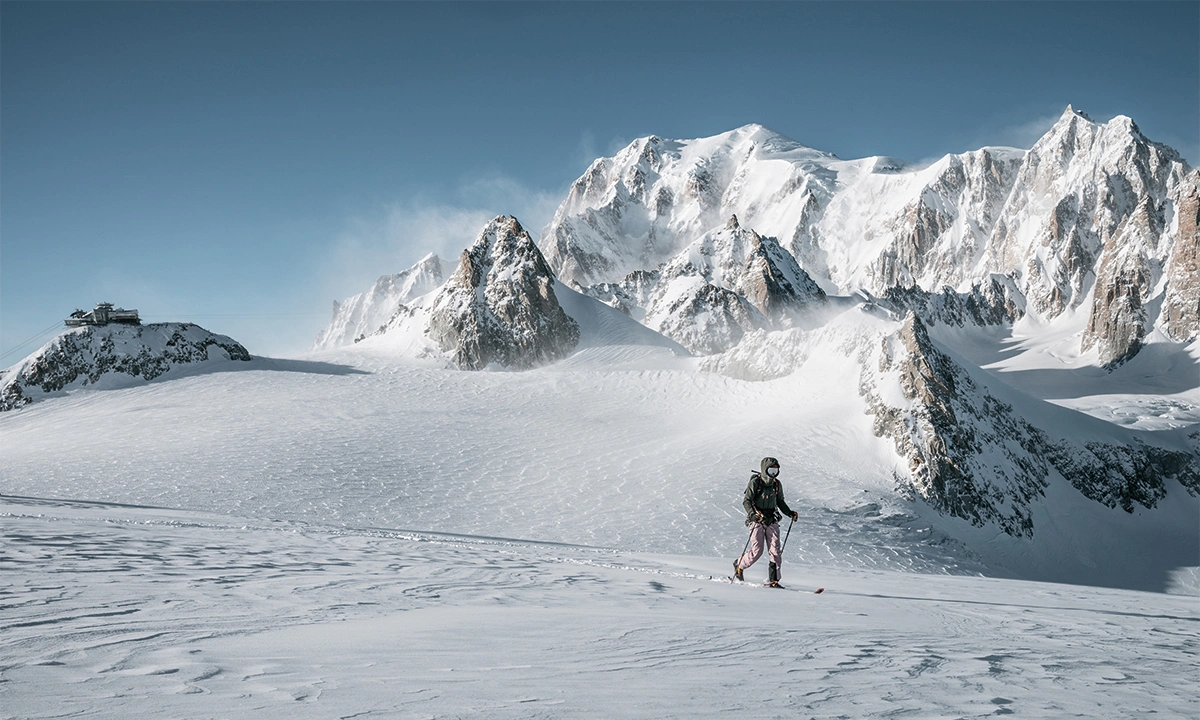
[{"x1": 65, "y1": 302, "x2": 141, "y2": 327}]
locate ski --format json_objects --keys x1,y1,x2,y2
[{"x1": 717, "y1": 576, "x2": 825, "y2": 593}]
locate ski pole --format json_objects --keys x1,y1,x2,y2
[
  {"x1": 737, "y1": 526, "x2": 753, "y2": 564},
  {"x1": 780, "y1": 516, "x2": 795, "y2": 552}
]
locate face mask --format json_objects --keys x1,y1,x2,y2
[{"x1": 767, "y1": 467, "x2": 780, "y2": 477}]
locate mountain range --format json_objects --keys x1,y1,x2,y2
[
  {"x1": 308, "y1": 105, "x2": 1197, "y2": 544},
  {"x1": 4, "y1": 106, "x2": 1196, "y2": 578}
]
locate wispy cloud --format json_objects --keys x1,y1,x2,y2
[
  {"x1": 984, "y1": 111, "x2": 1063, "y2": 151},
  {"x1": 320, "y1": 175, "x2": 565, "y2": 307},
  {"x1": 571, "y1": 129, "x2": 640, "y2": 173}
]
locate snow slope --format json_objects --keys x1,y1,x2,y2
[
  {"x1": 3, "y1": 495, "x2": 1197, "y2": 719},
  {"x1": 2, "y1": 326, "x2": 1193, "y2": 589}
]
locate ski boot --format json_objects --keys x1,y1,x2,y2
[
  {"x1": 733, "y1": 561, "x2": 744, "y2": 582},
  {"x1": 767, "y1": 562, "x2": 782, "y2": 588}
]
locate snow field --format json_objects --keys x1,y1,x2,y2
[
  {"x1": 1, "y1": 347, "x2": 978, "y2": 576},
  {"x1": 3, "y1": 495, "x2": 1197, "y2": 719}
]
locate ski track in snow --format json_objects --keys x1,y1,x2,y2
[{"x1": 2, "y1": 496, "x2": 1197, "y2": 719}]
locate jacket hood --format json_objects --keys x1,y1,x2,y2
[{"x1": 760, "y1": 457, "x2": 780, "y2": 477}]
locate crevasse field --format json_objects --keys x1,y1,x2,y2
[{"x1": 2, "y1": 310, "x2": 1198, "y2": 719}]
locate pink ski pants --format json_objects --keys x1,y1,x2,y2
[{"x1": 736, "y1": 522, "x2": 781, "y2": 575}]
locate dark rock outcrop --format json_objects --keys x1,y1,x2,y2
[
  {"x1": 427, "y1": 216, "x2": 580, "y2": 370},
  {"x1": 860, "y1": 314, "x2": 1199, "y2": 536},
  {"x1": 1, "y1": 323, "x2": 251, "y2": 411},
  {"x1": 1162, "y1": 173, "x2": 1200, "y2": 342},
  {"x1": 877, "y1": 275, "x2": 1026, "y2": 329}
]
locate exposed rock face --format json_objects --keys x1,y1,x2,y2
[
  {"x1": 541, "y1": 108, "x2": 1192, "y2": 368},
  {"x1": 856, "y1": 148, "x2": 1025, "y2": 292},
  {"x1": 1082, "y1": 231, "x2": 1152, "y2": 367},
  {"x1": 427, "y1": 216, "x2": 579, "y2": 370},
  {"x1": 314, "y1": 254, "x2": 453, "y2": 350},
  {"x1": 857, "y1": 314, "x2": 1198, "y2": 536},
  {"x1": 640, "y1": 216, "x2": 827, "y2": 354},
  {"x1": 1162, "y1": 173, "x2": 1200, "y2": 342},
  {"x1": 875, "y1": 275, "x2": 1026, "y2": 328},
  {"x1": 540, "y1": 125, "x2": 840, "y2": 289},
  {"x1": 860, "y1": 314, "x2": 1049, "y2": 536},
  {"x1": 988, "y1": 108, "x2": 1190, "y2": 329},
  {"x1": 1, "y1": 323, "x2": 251, "y2": 411},
  {"x1": 734, "y1": 217, "x2": 828, "y2": 325}
]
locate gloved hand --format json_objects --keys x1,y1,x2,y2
[{"x1": 790, "y1": 511, "x2": 799, "y2": 522}]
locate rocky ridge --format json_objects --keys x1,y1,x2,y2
[
  {"x1": 1161, "y1": 172, "x2": 1200, "y2": 343},
  {"x1": 314, "y1": 254, "x2": 452, "y2": 350},
  {"x1": 702, "y1": 310, "x2": 1199, "y2": 536},
  {"x1": 427, "y1": 216, "x2": 580, "y2": 370},
  {"x1": 1, "y1": 323, "x2": 251, "y2": 411},
  {"x1": 538, "y1": 107, "x2": 1196, "y2": 367},
  {"x1": 859, "y1": 314, "x2": 1198, "y2": 535},
  {"x1": 637, "y1": 215, "x2": 827, "y2": 354},
  {"x1": 869, "y1": 275, "x2": 1027, "y2": 329}
]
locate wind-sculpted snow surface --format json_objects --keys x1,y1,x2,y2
[
  {"x1": 0, "y1": 323, "x2": 250, "y2": 411},
  {"x1": 3, "y1": 496, "x2": 1198, "y2": 720},
  {"x1": 426, "y1": 216, "x2": 580, "y2": 370}
]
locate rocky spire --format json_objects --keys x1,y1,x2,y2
[{"x1": 427, "y1": 216, "x2": 580, "y2": 370}]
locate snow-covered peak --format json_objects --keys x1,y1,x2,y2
[
  {"x1": 638, "y1": 216, "x2": 827, "y2": 354},
  {"x1": 540, "y1": 125, "x2": 841, "y2": 288},
  {"x1": 453, "y1": 215, "x2": 551, "y2": 284},
  {"x1": 987, "y1": 105, "x2": 1192, "y2": 367},
  {"x1": 427, "y1": 215, "x2": 579, "y2": 370},
  {"x1": 314, "y1": 253, "x2": 454, "y2": 350}
]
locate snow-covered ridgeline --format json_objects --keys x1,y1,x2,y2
[
  {"x1": 637, "y1": 215, "x2": 827, "y2": 354},
  {"x1": 0, "y1": 322, "x2": 251, "y2": 411},
  {"x1": 313, "y1": 253, "x2": 453, "y2": 350},
  {"x1": 314, "y1": 106, "x2": 1196, "y2": 371},
  {"x1": 537, "y1": 107, "x2": 1197, "y2": 367}
]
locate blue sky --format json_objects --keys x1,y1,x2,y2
[{"x1": 2, "y1": 1, "x2": 1197, "y2": 358}]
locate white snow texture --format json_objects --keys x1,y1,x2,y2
[{"x1": 2, "y1": 108, "x2": 1198, "y2": 719}]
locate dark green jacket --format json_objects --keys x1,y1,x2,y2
[{"x1": 743, "y1": 456, "x2": 794, "y2": 525}]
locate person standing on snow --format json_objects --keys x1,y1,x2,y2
[{"x1": 733, "y1": 456, "x2": 798, "y2": 587}]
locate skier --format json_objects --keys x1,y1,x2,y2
[{"x1": 733, "y1": 456, "x2": 798, "y2": 587}]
